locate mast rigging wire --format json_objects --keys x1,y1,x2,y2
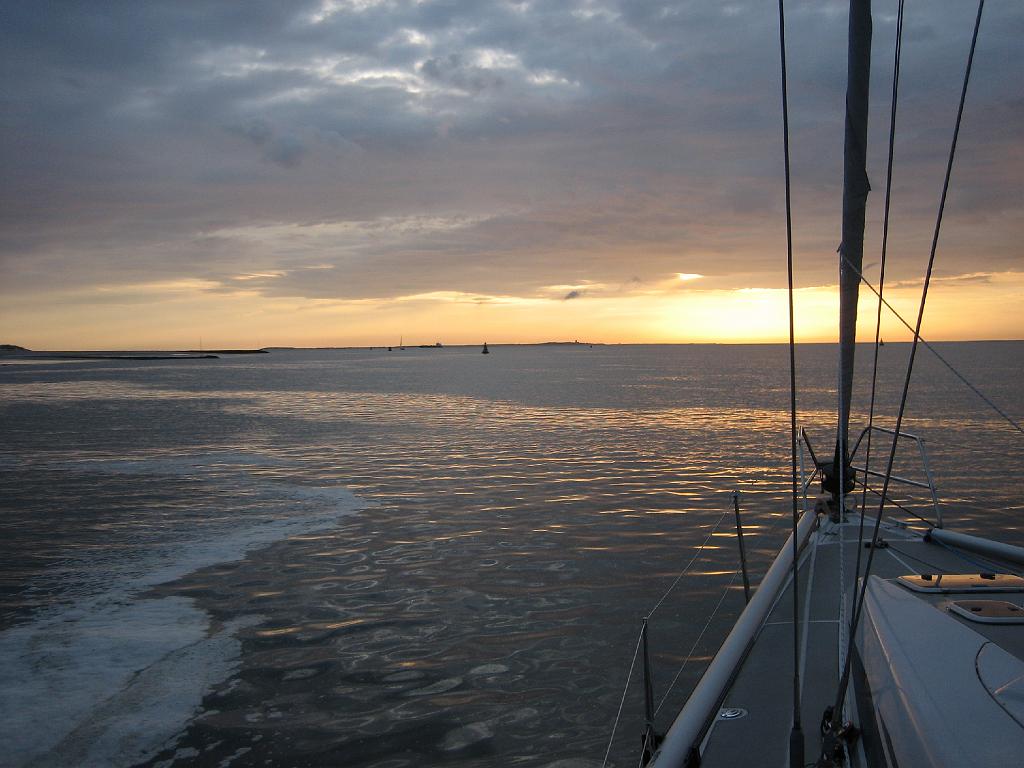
[
  {"x1": 776, "y1": 0, "x2": 804, "y2": 761},
  {"x1": 830, "y1": 0, "x2": 986, "y2": 727},
  {"x1": 840, "y1": 254, "x2": 1024, "y2": 435}
]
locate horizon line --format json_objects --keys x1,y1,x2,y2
[{"x1": 5, "y1": 338, "x2": 1024, "y2": 354}]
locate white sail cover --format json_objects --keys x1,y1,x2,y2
[{"x1": 858, "y1": 576, "x2": 1024, "y2": 766}]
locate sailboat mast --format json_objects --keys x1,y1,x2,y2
[{"x1": 831, "y1": 0, "x2": 872, "y2": 497}]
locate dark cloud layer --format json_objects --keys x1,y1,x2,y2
[{"x1": 1, "y1": 0, "x2": 1021, "y2": 307}]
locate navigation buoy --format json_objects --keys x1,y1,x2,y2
[{"x1": 482, "y1": 342, "x2": 490, "y2": 355}]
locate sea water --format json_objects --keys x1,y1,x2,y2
[{"x1": 1, "y1": 343, "x2": 1021, "y2": 767}]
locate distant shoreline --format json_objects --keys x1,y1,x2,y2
[
  {"x1": 2, "y1": 340, "x2": 1021, "y2": 356},
  {"x1": 1, "y1": 353, "x2": 221, "y2": 361},
  {"x1": 0, "y1": 346, "x2": 266, "y2": 359}
]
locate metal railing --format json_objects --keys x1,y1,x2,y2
[
  {"x1": 848, "y1": 425, "x2": 942, "y2": 527},
  {"x1": 797, "y1": 429, "x2": 816, "y2": 502},
  {"x1": 797, "y1": 426, "x2": 942, "y2": 528}
]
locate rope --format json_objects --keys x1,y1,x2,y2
[
  {"x1": 837, "y1": 492, "x2": 848, "y2": 672},
  {"x1": 841, "y1": 255, "x2": 1023, "y2": 436},
  {"x1": 776, "y1": 0, "x2": 803, "y2": 742},
  {"x1": 831, "y1": 0, "x2": 986, "y2": 725},
  {"x1": 602, "y1": 628, "x2": 645, "y2": 768}
]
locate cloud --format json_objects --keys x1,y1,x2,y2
[
  {"x1": 264, "y1": 134, "x2": 307, "y2": 167},
  {"x1": 887, "y1": 271, "x2": 997, "y2": 289},
  {"x1": 419, "y1": 53, "x2": 506, "y2": 93},
  {"x1": 233, "y1": 118, "x2": 273, "y2": 146},
  {"x1": 228, "y1": 121, "x2": 307, "y2": 166},
  {"x1": 0, "y1": 0, "x2": 1021, "y2": 341}
]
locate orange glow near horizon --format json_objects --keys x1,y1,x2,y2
[{"x1": 2, "y1": 271, "x2": 1022, "y2": 350}]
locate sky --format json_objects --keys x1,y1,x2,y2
[{"x1": 1, "y1": 0, "x2": 1021, "y2": 349}]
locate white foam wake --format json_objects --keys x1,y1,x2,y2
[{"x1": 0, "y1": 469, "x2": 367, "y2": 768}]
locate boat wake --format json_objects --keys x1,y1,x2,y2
[{"x1": 0, "y1": 454, "x2": 368, "y2": 767}]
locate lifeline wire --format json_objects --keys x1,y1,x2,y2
[
  {"x1": 602, "y1": 629, "x2": 646, "y2": 768},
  {"x1": 602, "y1": 504, "x2": 731, "y2": 763},
  {"x1": 648, "y1": 507, "x2": 732, "y2": 617},
  {"x1": 654, "y1": 565, "x2": 742, "y2": 715},
  {"x1": 831, "y1": 0, "x2": 986, "y2": 725},
  {"x1": 602, "y1": 339, "x2": 733, "y2": 761},
  {"x1": 648, "y1": 492, "x2": 797, "y2": 717}
]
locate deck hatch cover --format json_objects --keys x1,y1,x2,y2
[
  {"x1": 949, "y1": 600, "x2": 1024, "y2": 624},
  {"x1": 897, "y1": 573, "x2": 1024, "y2": 593}
]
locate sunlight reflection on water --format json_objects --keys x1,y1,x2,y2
[{"x1": 0, "y1": 343, "x2": 1021, "y2": 766}]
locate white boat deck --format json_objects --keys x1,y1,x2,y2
[{"x1": 696, "y1": 514, "x2": 1024, "y2": 767}]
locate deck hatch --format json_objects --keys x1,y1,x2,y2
[
  {"x1": 948, "y1": 600, "x2": 1024, "y2": 624},
  {"x1": 897, "y1": 573, "x2": 1024, "y2": 593}
]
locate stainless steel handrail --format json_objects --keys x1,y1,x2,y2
[
  {"x1": 849, "y1": 425, "x2": 942, "y2": 527},
  {"x1": 797, "y1": 431, "x2": 817, "y2": 499}
]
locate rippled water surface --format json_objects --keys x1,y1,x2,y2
[{"x1": 1, "y1": 343, "x2": 1022, "y2": 767}]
